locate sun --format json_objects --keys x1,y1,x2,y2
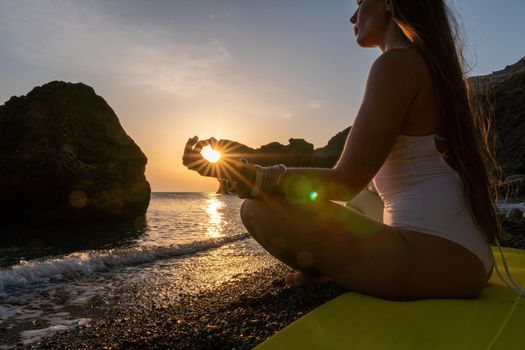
[{"x1": 201, "y1": 145, "x2": 221, "y2": 163}]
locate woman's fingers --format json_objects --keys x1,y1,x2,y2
[
  {"x1": 209, "y1": 137, "x2": 219, "y2": 149},
  {"x1": 182, "y1": 136, "x2": 201, "y2": 167},
  {"x1": 218, "y1": 139, "x2": 241, "y2": 156},
  {"x1": 193, "y1": 139, "x2": 210, "y2": 154},
  {"x1": 184, "y1": 136, "x2": 197, "y2": 151},
  {"x1": 183, "y1": 136, "x2": 232, "y2": 179},
  {"x1": 182, "y1": 137, "x2": 219, "y2": 176},
  {"x1": 187, "y1": 136, "x2": 198, "y2": 147}
]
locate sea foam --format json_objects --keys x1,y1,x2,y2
[
  {"x1": 0, "y1": 232, "x2": 249, "y2": 294},
  {"x1": 19, "y1": 318, "x2": 91, "y2": 346}
]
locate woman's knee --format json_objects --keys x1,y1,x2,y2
[
  {"x1": 240, "y1": 197, "x2": 285, "y2": 239},
  {"x1": 240, "y1": 199, "x2": 260, "y2": 233}
]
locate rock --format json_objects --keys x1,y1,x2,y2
[
  {"x1": 470, "y1": 57, "x2": 525, "y2": 178},
  {"x1": 253, "y1": 138, "x2": 315, "y2": 167},
  {"x1": 0, "y1": 81, "x2": 151, "y2": 226},
  {"x1": 313, "y1": 127, "x2": 351, "y2": 167},
  {"x1": 506, "y1": 208, "x2": 524, "y2": 218}
]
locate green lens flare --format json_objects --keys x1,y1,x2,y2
[{"x1": 283, "y1": 175, "x2": 324, "y2": 204}]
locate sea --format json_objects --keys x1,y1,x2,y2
[
  {"x1": 0, "y1": 193, "x2": 264, "y2": 348},
  {"x1": 0, "y1": 192, "x2": 523, "y2": 348}
]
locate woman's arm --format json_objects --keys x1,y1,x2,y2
[
  {"x1": 271, "y1": 167, "x2": 358, "y2": 202},
  {"x1": 183, "y1": 48, "x2": 422, "y2": 201},
  {"x1": 266, "y1": 49, "x2": 422, "y2": 201}
]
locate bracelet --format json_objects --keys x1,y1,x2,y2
[
  {"x1": 275, "y1": 164, "x2": 287, "y2": 187},
  {"x1": 251, "y1": 165, "x2": 264, "y2": 197},
  {"x1": 233, "y1": 159, "x2": 256, "y2": 199},
  {"x1": 233, "y1": 160, "x2": 287, "y2": 198}
]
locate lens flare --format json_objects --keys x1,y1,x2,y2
[
  {"x1": 201, "y1": 145, "x2": 221, "y2": 163},
  {"x1": 309, "y1": 191, "x2": 318, "y2": 201}
]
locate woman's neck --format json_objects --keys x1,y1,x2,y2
[{"x1": 378, "y1": 21, "x2": 412, "y2": 53}]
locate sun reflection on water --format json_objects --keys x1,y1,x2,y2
[{"x1": 206, "y1": 195, "x2": 225, "y2": 238}]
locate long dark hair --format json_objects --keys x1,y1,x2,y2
[{"x1": 390, "y1": 0, "x2": 506, "y2": 243}]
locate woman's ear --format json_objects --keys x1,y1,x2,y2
[{"x1": 385, "y1": 0, "x2": 392, "y2": 13}]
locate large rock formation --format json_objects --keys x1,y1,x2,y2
[
  {"x1": 217, "y1": 57, "x2": 525, "y2": 195},
  {"x1": 0, "y1": 81, "x2": 151, "y2": 226},
  {"x1": 470, "y1": 57, "x2": 525, "y2": 176},
  {"x1": 312, "y1": 127, "x2": 351, "y2": 168},
  {"x1": 470, "y1": 57, "x2": 525, "y2": 196}
]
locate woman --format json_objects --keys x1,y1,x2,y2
[{"x1": 183, "y1": 0, "x2": 505, "y2": 300}]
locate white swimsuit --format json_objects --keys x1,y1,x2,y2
[{"x1": 371, "y1": 133, "x2": 495, "y2": 274}]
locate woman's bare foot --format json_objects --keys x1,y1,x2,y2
[{"x1": 285, "y1": 270, "x2": 333, "y2": 287}]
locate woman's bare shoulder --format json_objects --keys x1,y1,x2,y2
[
  {"x1": 385, "y1": 46, "x2": 428, "y2": 71},
  {"x1": 370, "y1": 46, "x2": 429, "y2": 89}
]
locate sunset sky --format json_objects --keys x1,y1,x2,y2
[{"x1": 1, "y1": 0, "x2": 523, "y2": 192}]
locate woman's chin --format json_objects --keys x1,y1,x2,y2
[
  {"x1": 355, "y1": 36, "x2": 375, "y2": 48},
  {"x1": 355, "y1": 35, "x2": 366, "y2": 46},
  {"x1": 355, "y1": 38, "x2": 367, "y2": 47}
]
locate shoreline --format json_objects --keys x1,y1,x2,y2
[
  {"x1": 30, "y1": 217, "x2": 525, "y2": 349},
  {"x1": 38, "y1": 263, "x2": 347, "y2": 349}
]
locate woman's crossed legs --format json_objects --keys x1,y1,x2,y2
[{"x1": 240, "y1": 195, "x2": 487, "y2": 301}]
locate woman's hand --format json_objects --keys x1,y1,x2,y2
[
  {"x1": 183, "y1": 136, "x2": 291, "y2": 198},
  {"x1": 182, "y1": 136, "x2": 243, "y2": 182}
]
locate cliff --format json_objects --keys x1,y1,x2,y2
[{"x1": 470, "y1": 57, "x2": 525, "y2": 175}]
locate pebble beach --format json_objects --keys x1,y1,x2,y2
[
  {"x1": 32, "y1": 214, "x2": 525, "y2": 350},
  {"x1": 38, "y1": 262, "x2": 346, "y2": 350}
]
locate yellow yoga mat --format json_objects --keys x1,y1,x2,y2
[{"x1": 256, "y1": 247, "x2": 525, "y2": 350}]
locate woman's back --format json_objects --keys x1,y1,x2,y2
[
  {"x1": 397, "y1": 47, "x2": 440, "y2": 136},
  {"x1": 366, "y1": 47, "x2": 494, "y2": 274}
]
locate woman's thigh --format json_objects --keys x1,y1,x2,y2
[
  {"x1": 240, "y1": 195, "x2": 412, "y2": 299},
  {"x1": 241, "y1": 195, "x2": 487, "y2": 300},
  {"x1": 397, "y1": 230, "x2": 487, "y2": 299}
]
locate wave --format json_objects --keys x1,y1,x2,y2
[{"x1": 0, "y1": 232, "x2": 249, "y2": 294}]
